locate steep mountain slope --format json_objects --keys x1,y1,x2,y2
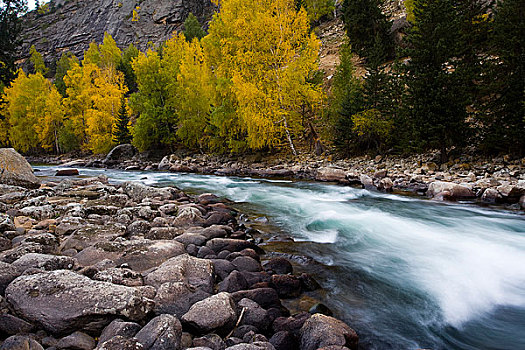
[{"x1": 18, "y1": 0, "x2": 215, "y2": 67}]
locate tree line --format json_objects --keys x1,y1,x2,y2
[
  {"x1": 332, "y1": 0, "x2": 524, "y2": 159},
  {"x1": 0, "y1": 0, "x2": 523, "y2": 159}
]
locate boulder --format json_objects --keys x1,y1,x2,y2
[
  {"x1": 237, "y1": 298, "x2": 271, "y2": 332},
  {"x1": 172, "y1": 206, "x2": 205, "y2": 227},
  {"x1": 359, "y1": 175, "x2": 374, "y2": 190},
  {"x1": 231, "y1": 288, "x2": 281, "y2": 309},
  {"x1": 153, "y1": 281, "x2": 211, "y2": 317},
  {"x1": 121, "y1": 182, "x2": 176, "y2": 202},
  {"x1": 207, "y1": 239, "x2": 264, "y2": 255},
  {"x1": 5, "y1": 270, "x2": 153, "y2": 334},
  {"x1": 11, "y1": 253, "x2": 76, "y2": 273},
  {"x1": 192, "y1": 334, "x2": 226, "y2": 350},
  {"x1": 0, "y1": 314, "x2": 35, "y2": 335},
  {"x1": 96, "y1": 336, "x2": 144, "y2": 350},
  {"x1": 263, "y1": 258, "x2": 293, "y2": 275},
  {"x1": 103, "y1": 144, "x2": 136, "y2": 165},
  {"x1": 0, "y1": 262, "x2": 21, "y2": 294},
  {"x1": 299, "y1": 314, "x2": 358, "y2": 350},
  {"x1": 427, "y1": 181, "x2": 475, "y2": 200},
  {"x1": 270, "y1": 274, "x2": 301, "y2": 298},
  {"x1": 98, "y1": 319, "x2": 142, "y2": 345},
  {"x1": 481, "y1": 188, "x2": 502, "y2": 204},
  {"x1": 56, "y1": 168, "x2": 80, "y2": 176},
  {"x1": 0, "y1": 148, "x2": 40, "y2": 189},
  {"x1": 315, "y1": 168, "x2": 347, "y2": 183},
  {"x1": 0, "y1": 213, "x2": 15, "y2": 232},
  {"x1": 0, "y1": 335, "x2": 44, "y2": 350},
  {"x1": 181, "y1": 292, "x2": 238, "y2": 335},
  {"x1": 144, "y1": 254, "x2": 214, "y2": 292},
  {"x1": 135, "y1": 314, "x2": 182, "y2": 350},
  {"x1": 218, "y1": 270, "x2": 248, "y2": 293},
  {"x1": 56, "y1": 331, "x2": 96, "y2": 350}
]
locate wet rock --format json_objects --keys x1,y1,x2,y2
[
  {"x1": 56, "y1": 331, "x2": 96, "y2": 350},
  {"x1": 309, "y1": 303, "x2": 333, "y2": 316},
  {"x1": 206, "y1": 239, "x2": 264, "y2": 255},
  {"x1": 144, "y1": 254, "x2": 214, "y2": 292},
  {"x1": 271, "y1": 275, "x2": 301, "y2": 298},
  {"x1": 269, "y1": 331, "x2": 296, "y2": 350},
  {"x1": 6, "y1": 270, "x2": 153, "y2": 334},
  {"x1": 359, "y1": 175, "x2": 374, "y2": 190},
  {"x1": 181, "y1": 292, "x2": 237, "y2": 335},
  {"x1": 0, "y1": 148, "x2": 40, "y2": 189},
  {"x1": 212, "y1": 259, "x2": 236, "y2": 281},
  {"x1": 198, "y1": 193, "x2": 222, "y2": 205},
  {"x1": 218, "y1": 270, "x2": 248, "y2": 293},
  {"x1": 427, "y1": 181, "x2": 475, "y2": 200},
  {"x1": 237, "y1": 298, "x2": 271, "y2": 332},
  {"x1": 315, "y1": 168, "x2": 347, "y2": 183},
  {"x1": 204, "y1": 212, "x2": 234, "y2": 227},
  {"x1": 193, "y1": 334, "x2": 226, "y2": 350},
  {"x1": 0, "y1": 314, "x2": 35, "y2": 335},
  {"x1": 56, "y1": 169, "x2": 80, "y2": 176},
  {"x1": 0, "y1": 335, "x2": 44, "y2": 350},
  {"x1": 154, "y1": 282, "x2": 211, "y2": 317},
  {"x1": 263, "y1": 258, "x2": 293, "y2": 275},
  {"x1": 298, "y1": 273, "x2": 320, "y2": 291},
  {"x1": 377, "y1": 177, "x2": 393, "y2": 192},
  {"x1": 104, "y1": 144, "x2": 136, "y2": 165},
  {"x1": 98, "y1": 319, "x2": 142, "y2": 345},
  {"x1": 272, "y1": 312, "x2": 311, "y2": 337},
  {"x1": 231, "y1": 256, "x2": 262, "y2": 272},
  {"x1": 481, "y1": 188, "x2": 502, "y2": 204},
  {"x1": 231, "y1": 288, "x2": 281, "y2": 309},
  {"x1": 135, "y1": 314, "x2": 182, "y2": 350},
  {"x1": 299, "y1": 314, "x2": 358, "y2": 350}
]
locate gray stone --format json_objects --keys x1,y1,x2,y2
[
  {"x1": 237, "y1": 298, "x2": 270, "y2": 332},
  {"x1": 427, "y1": 181, "x2": 475, "y2": 200},
  {"x1": 11, "y1": 253, "x2": 76, "y2": 272},
  {"x1": 56, "y1": 331, "x2": 96, "y2": 350},
  {"x1": 144, "y1": 254, "x2": 214, "y2": 292},
  {"x1": 193, "y1": 334, "x2": 226, "y2": 350},
  {"x1": 315, "y1": 168, "x2": 347, "y2": 183},
  {"x1": 5, "y1": 270, "x2": 153, "y2": 334},
  {"x1": 181, "y1": 292, "x2": 237, "y2": 335},
  {"x1": 95, "y1": 336, "x2": 144, "y2": 350},
  {"x1": 0, "y1": 314, "x2": 35, "y2": 335},
  {"x1": 92, "y1": 268, "x2": 143, "y2": 287},
  {"x1": 134, "y1": 314, "x2": 182, "y2": 350},
  {"x1": 153, "y1": 281, "x2": 211, "y2": 317},
  {"x1": 0, "y1": 261, "x2": 20, "y2": 294},
  {"x1": 0, "y1": 148, "x2": 40, "y2": 189},
  {"x1": 98, "y1": 319, "x2": 142, "y2": 345},
  {"x1": 0, "y1": 335, "x2": 44, "y2": 350},
  {"x1": 104, "y1": 144, "x2": 136, "y2": 165},
  {"x1": 0, "y1": 213, "x2": 15, "y2": 232},
  {"x1": 121, "y1": 182, "x2": 176, "y2": 202},
  {"x1": 299, "y1": 314, "x2": 358, "y2": 350}
]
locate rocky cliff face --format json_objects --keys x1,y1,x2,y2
[{"x1": 18, "y1": 0, "x2": 215, "y2": 67}]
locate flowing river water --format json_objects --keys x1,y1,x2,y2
[{"x1": 35, "y1": 166, "x2": 525, "y2": 350}]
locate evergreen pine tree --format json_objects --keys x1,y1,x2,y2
[
  {"x1": 183, "y1": 13, "x2": 205, "y2": 42},
  {"x1": 117, "y1": 44, "x2": 139, "y2": 94},
  {"x1": 341, "y1": 0, "x2": 394, "y2": 65},
  {"x1": 0, "y1": 0, "x2": 27, "y2": 87},
  {"x1": 403, "y1": 0, "x2": 467, "y2": 162},
  {"x1": 481, "y1": 0, "x2": 524, "y2": 154},
  {"x1": 113, "y1": 97, "x2": 132, "y2": 145}
]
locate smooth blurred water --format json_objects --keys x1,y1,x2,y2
[{"x1": 36, "y1": 166, "x2": 525, "y2": 349}]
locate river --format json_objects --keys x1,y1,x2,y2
[{"x1": 35, "y1": 166, "x2": 525, "y2": 350}]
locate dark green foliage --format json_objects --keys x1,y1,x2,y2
[
  {"x1": 480, "y1": 0, "x2": 524, "y2": 154},
  {"x1": 402, "y1": 0, "x2": 468, "y2": 161},
  {"x1": 0, "y1": 0, "x2": 27, "y2": 87},
  {"x1": 54, "y1": 51, "x2": 78, "y2": 97},
  {"x1": 113, "y1": 97, "x2": 132, "y2": 144},
  {"x1": 342, "y1": 0, "x2": 394, "y2": 66},
  {"x1": 117, "y1": 43, "x2": 139, "y2": 94},
  {"x1": 183, "y1": 13, "x2": 205, "y2": 42}
]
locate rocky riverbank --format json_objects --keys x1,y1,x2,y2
[
  {"x1": 0, "y1": 148, "x2": 359, "y2": 350},
  {"x1": 30, "y1": 145, "x2": 525, "y2": 210}
]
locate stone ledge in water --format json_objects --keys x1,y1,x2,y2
[{"x1": 0, "y1": 148, "x2": 40, "y2": 189}]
